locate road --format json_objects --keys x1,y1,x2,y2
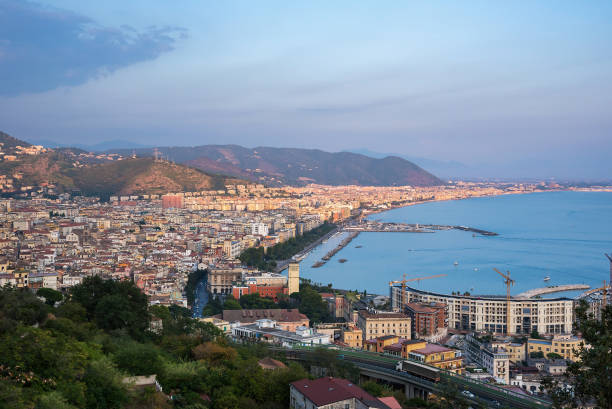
[{"x1": 191, "y1": 276, "x2": 209, "y2": 318}]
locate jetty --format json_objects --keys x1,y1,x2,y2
[
  {"x1": 343, "y1": 221, "x2": 497, "y2": 236},
  {"x1": 516, "y1": 284, "x2": 590, "y2": 299},
  {"x1": 322, "y1": 232, "x2": 359, "y2": 261}
]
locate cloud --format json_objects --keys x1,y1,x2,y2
[{"x1": 0, "y1": 0, "x2": 187, "y2": 96}]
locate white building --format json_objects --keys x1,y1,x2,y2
[
  {"x1": 251, "y1": 222, "x2": 269, "y2": 236},
  {"x1": 232, "y1": 319, "x2": 330, "y2": 347},
  {"x1": 392, "y1": 286, "x2": 574, "y2": 336},
  {"x1": 464, "y1": 334, "x2": 510, "y2": 384}
]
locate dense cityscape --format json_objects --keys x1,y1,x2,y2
[{"x1": 2, "y1": 1, "x2": 612, "y2": 409}]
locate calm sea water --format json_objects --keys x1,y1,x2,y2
[{"x1": 297, "y1": 192, "x2": 612, "y2": 298}]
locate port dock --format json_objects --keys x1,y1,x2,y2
[
  {"x1": 516, "y1": 284, "x2": 590, "y2": 299},
  {"x1": 344, "y1": 221, "x2": 498, "y2": 236}
]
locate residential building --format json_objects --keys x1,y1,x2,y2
[
  {"x1": 341, "y1": 325, "x2": 363, "y2": 349},
  {"x1": 392, "y1": 286, "x2": 574, "y2": 335},
  {"x1": 527, "y1": 335, "x2": 585, "y2": 361},
  {"x1": 404, "y1": 302, "x2": 447, "y2": 341},
  {"x1": 407, "y1": 344, "x2": 464, "y2": 374},
  {"x1": 290, "y1": 377, "x2": 395, "y2": 409},
  {"x1": 232, "y1": 283, "x2": 288, "y2": 301},
  {"x1": 357, "y1": 310, "x2": 411, "y2": 341},
  {"x1": 465, "y1": 334, "x2": 510, "y2": 384}
]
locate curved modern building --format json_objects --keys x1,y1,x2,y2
[{"x1": 391, "y1": 286, "x2": 574, "y2": 336}]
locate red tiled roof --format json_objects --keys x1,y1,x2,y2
[{"x1": 291, "y1": 377, "x2": 377, "y2": 406}]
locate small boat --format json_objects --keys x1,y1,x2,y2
[
  {"x1": 453, "y1": 261, "x2": 459, "y2": 266},
  {"x1": 473, "y1": 267, "x2": 479, "y2": 272},
  {"x1": 355, "y1": 245, "x2": 362, "y2": 248},
  {"x1": 338, "y1": 258, "x2": 348, "y2": 263},
  {"x1": 543, "y1": 275, "x2": 551, "y2": 282}
]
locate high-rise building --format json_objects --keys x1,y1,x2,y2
[{"x1": 288, "y1": 262, "x2": 300, "y2": 295}]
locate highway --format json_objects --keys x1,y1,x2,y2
[{"x1": 282, "y1": 345, "x2": 550, "y2": 409}]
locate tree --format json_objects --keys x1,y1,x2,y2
[
  {"x1": 83, "y1": 358, "x2": 128, "y2": 409},
  {"x1": 113, "y1": 342, "x2": 164, "y2": 376},
  {"x1": 546, "y1": 352, "x2": 563, "y2": 360},
  {"x1": 70, "y1": 276, "x2": 149, "y2": 338},
  {"x1": 542, "y1": 301, "x2": 612, "y2": 408},
  {"x1": 530, "y1": 351, "x2": 544, "y2": 359},
  {"x1": 223, "y1": 296, "x2": 242, "y2": 310},
  {"x1": 37, "y1": 288, "x2": 63, "y2": 305}
]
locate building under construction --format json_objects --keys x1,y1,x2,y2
[{"x1": 390, "y1": 285, "x2": 574, "y2": 336}]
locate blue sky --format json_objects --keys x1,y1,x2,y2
[{"x1": 0, "y1": 0, "x2": 611, "y2": 179}]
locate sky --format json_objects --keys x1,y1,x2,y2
[{"x1": 0, "y1": 0, "x2": 611, "y2": 179}]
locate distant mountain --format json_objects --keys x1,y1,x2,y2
[
  {"x1": 27, "y1": 138, "x2": 152, "y2": 151},
  {"x1": 108, "y1": 145, "x2": 443, "y2": 187},
  {"x1": 0, "y1": 132, "x2": 247, "y2": 199},
  {"x1": 346, "y1": 148, "x2": 471, "y2": 180},
  {"x1": 0, "y1": 131, "x2": 32, "y2": 152}
]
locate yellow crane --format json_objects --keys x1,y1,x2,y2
[
  {"x1": 493, "y1": 268, "x2": 515, "y2": 335},
  {"x1": 389, "y1": 273, "x2": 447, "y2": 310}
]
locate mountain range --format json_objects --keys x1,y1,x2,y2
[
  {"x1": 106, "y1": 145, "x2": 443, "y2": 187},
  {"x1": 0, "y1": 133, "x2": 246, "y2": 199}
]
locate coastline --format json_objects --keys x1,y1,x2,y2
[{"x1": 297, "y1": 190, "x2": 612, "y2": 297}]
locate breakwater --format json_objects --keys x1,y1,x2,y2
[
  {"x1": 344, "y1": 221, "x2": 498, "y2": 236},
  {"x1": 312, "y1": 232, "x2": 359, "y2": 268}
]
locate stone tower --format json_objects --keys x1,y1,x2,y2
[{"x1": 288, "y1": 262, "x2": 300, "y2": 295}]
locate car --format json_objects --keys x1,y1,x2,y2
[{"x1": 461, "y1": 390, "x2": 475, "y2": 399}]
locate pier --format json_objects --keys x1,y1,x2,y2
[
  {"x1": 344, "y1": 221, "x2": 498, "y2": 236},
  {"x1": 516, "y1": 284, "x2": 590, "y2": 299},
  {"x1": 312, "y1": 231, "x2": 359, "y2": 268}
]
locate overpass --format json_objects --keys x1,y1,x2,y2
[{"x1": 280, "y1": 346, "x2": 550, "y2": 409}]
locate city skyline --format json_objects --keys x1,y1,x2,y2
[{"x1": 1, "y1": 1, "x2": 611, "y2": 179}]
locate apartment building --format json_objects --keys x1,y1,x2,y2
[
  {"x1": 465, "y1": 334, "x2": 510, "y2": 384},
  {"x1": 392, "y1": 286, "x2": 574, "y2": 335},
  {"x1": 527, "y1": 335, "x2": 585, "y2": 361},
  {"x1": 357, "y1": 310, "x2": 411, "y2": 341}
]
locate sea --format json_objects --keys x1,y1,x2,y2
[{"x1": 296, "y1": 191, "x2": 612, "y2": 299}]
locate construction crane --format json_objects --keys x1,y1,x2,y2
[
  {"x1": 605, "y1": 253, "x2": 612, "y2": 287},
  {"x1": 493, "y1": 268, "x2": 515, "y2": 335},
  {"x1": 389, "y1": 273, "x2": 447, "y2": 310}
]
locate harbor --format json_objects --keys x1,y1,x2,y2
[
  {"x1": 344, "y1": 220, "x2": 498, "y2": 236},
  {"x1": 312, "y1": 231, "x2": 359, "y2": 268}
]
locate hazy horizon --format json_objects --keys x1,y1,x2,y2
[{"x1": 1, "y1": 1, "x2": 611, "y2": 179}]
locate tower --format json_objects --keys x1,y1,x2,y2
[{"x1": 288, "y1": 262, "x2": 300, "y2": 295}]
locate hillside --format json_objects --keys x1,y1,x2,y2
[
  {"x1": 109, "y1": 145, "x2": 443, "y2": 187},
  {"x1": 0, "y1": 132, "x2": 247, "y2": 199},
  {"x1": 0, "y1": 131, "x2": 32, "y2": 152}
]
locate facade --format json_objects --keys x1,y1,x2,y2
[
  {"x1": 232, "y1": 284, "x2": 288, "y2": 301},
  {"x1": 357, "y1": 310, "x2": 411, "y2": 341},
  {"x1": 290, "y1": 377, "x2": 394, "y2": 409},
  {"x1": 404, "y1": 302, "x2": 447, "y2": 339},
  {"x1": 490, "y1": 340, "x2": 526, "y2": 363},
  {"x1": 341, "y1": 325, "x2": 363, "y2": 349},
  {"x1": 222, "y1": 240, "x2": 242, "y2": 259},
  {"x1": 207, "y1": 267, "x2": 245, "y2": 294},
  {"x1": 232, "y1": 319, "x2": 329, "y2": 347},
  {"x1": 407, "y1": 343, "x2": 464, "y2": 374},
  {"x1": 161, "y1": 194, "x2": 184, "y2": 209},
  {"x1": 288, "y1": 262, "x2": 300, "y2": 295},
  {"x1": 527, "y1": 335, "x2": 585, "y2": 361},
  {"x1": 465, "y1": 334, "x2": 510, "y2": 384},
  {"x1": 392, "y1": 286, "x2": 574, "y2": 336}
]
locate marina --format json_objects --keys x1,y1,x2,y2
[{"x1": 343, "y1": 220, "x2": 498, "y2": 236}]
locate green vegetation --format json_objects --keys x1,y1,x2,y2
[
  {"x1": 529, "y1": 351, "x2": 544, "y2": 359},
  {"x1": 541, "y1": 301, "x2": 612, "y2": 409},
  {"x1": 0, "y1": 279, "x2": 317, "y2": 409},
  {"x1": 201, "y1": 282, "x2": 331, "y2": 324},
  {"x1": 546, "y1": 352, "x2": 563, "y2": 360},
  {"x1": 239, "y1": 222, "x2": 336, "y2": 271}
]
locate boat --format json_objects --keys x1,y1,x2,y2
[
  {"x1": 338, "y1": 258, "x2": 348, "y2": 263},
  {"x1": 312, "y1": 261, "x2": 325, "y2": 268},
  {"x1": 453, "y1": 261, "x2": 459, "y2": 266},
  {"x1": 473, "y1": 267, "x2": 479, "y2": 272},
  {"x1": 355, "y1": 245, "x2": 362, "y2": 248},
  {"x1": 543, "y1": 275, "x2": 551, "y2": 282}
]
